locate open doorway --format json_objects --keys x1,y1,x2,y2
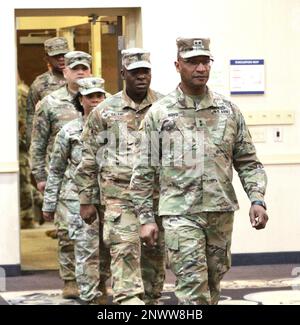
[{"x1": 16, "y1": 7, "x2": 142, "y2": 271}]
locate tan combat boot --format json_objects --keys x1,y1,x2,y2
[
  {"x1": 45, "y1": 228, "x2": 58, "y2": 239},
  {"x1": 62, "y1": 280, "x2": 79, "y2": 299},
  {"x1": 21, "y1": 219, "x2": 36, "y2": 229}
]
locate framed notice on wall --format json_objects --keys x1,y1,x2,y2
[{"x1": 230, "y1": 59, "x2": 265, "y2": 94}]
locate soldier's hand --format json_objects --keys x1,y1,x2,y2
[
  {"x1": 140, "y1": 223, "x2": 159, "y2": 247},
  {"x1": 249, "y1": 205, "x2": 268, "y2": 230},
  {"x1": 37, "y1": 181, "x2": 46, "y2": 193},
  {"x1": 80, "y1": 204, "x2": 97, "y2": 225},
  {"x1": 43, "y1": 211, "x2": 55, "y2": 222}
]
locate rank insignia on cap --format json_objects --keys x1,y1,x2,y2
[{"x1": 193, "y1": 40, "x2": 204, "y2": 50}]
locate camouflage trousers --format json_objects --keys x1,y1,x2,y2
[
  {"x1": 19, "y1": 160, "x2": 34, "y2": 227},
  {"x1": 55, "y1": 200, "x2": 76, "y2": 281},
  {"x1": 58, "y1": 200, "x2": 111, "y2": 301},
  {"x1": 32, "y1": 185, "x2": 43, "y2": 222},
  {"x1": 19, "y1": 151, "x2": 43, "y2": 228},
  {"x1": 103, "y1": 202, "x2": 165, "y2": 305},
  {"x1": 163, "y1": 212, "x2": 234, "y2": 305}
]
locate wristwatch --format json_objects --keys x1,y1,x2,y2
[{"x1": 251, "y1": 200, "x2": 267, "y2": 210}]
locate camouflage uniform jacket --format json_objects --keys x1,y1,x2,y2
[
  {"x1": 43, "y1": 116, "x2": 88, "y2": 212},
  {"x1": 130, "y1": 86, "x2": 267, "y2": 224},
  {"x1": 26, "y1": 70, "x2": 66, "y2": 146},
  {"x1": 18, "y1": 81, "x2": 29, "y2": 152},
  {"x1": 75, "y1": 89, "x2": 163, "y2": 206},
  {"x1": 30, "y1": 85, "x2": 80, "y2": 183}
]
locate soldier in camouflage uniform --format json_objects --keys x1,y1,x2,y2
[
  {"x1": 30, "y1": 51, "x2": 92, "y2": 299},
  {"x1": 26, "y1": 37, "x2": 69, "y2": 228},
  {"x1": 26, "y1": 37, "x2": 69, "y2": 147},
  {"x1": 18, "y1": 77, "x2": 35, "y2": 229},
  {"x1": 43, "y1": 77, "x2": 111, "y2": 304},
  {"x1": 130, "y1": 38, "x2": 269, "y2": 305},
  {"x1": 75, "y1": 49, "x2": 165, "y2": 305}
]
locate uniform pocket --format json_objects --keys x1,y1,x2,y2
[
  {"x1": 165, "y1": 230, "x2": 179, "y2": 251},
  {"x1": 104, "y1": 210, "x2": 121, "y2": 222},
  {"x1": 212, "y1": 118, "x2": 237, "y2": 159},
  {"x1": 103, "y1": 210, "x2": 121, "y2": 246},
  {"x1": 175, "y1": 117, "x2": 196, "y2": 133},
  {"x1": 212, "y1": 118, "x2": 227, "y2": 145}
]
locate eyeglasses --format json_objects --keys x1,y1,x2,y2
[{"x1": 179, "y1": 57, "x2": 213, "y2": 68}]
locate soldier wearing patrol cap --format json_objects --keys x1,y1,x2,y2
[
  {"x1": 22, "y1": 37, "x2": 69, "y2": 229},
  {"x1": 42, "y1": 77, "x2": 111, "y2": 304},
  {"x1": 75, "y1": 48, "x2": 165, "y2": 305},
  {"x1": 26, "y1": 37, "x2": 69, "y2": 147},
  {"x1": 30, "y1": 50, "x2": 92, "y2": 299},
  {"x1": 130, "y1": 37, "x2": 268, "y2": 305}
]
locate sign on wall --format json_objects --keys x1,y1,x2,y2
[{"x1": 230, "y1": 59, "x2": 265, "y2": 95}]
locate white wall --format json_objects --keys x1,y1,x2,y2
[
  {"x1": 0, "y1": 3, "x2": 20, "y2": 268},
  {"x1": 0, "y1": 174, "x2": 20, "y2": 264},
  {"x1": 232, "y1": 165, "x2": 300, "y2": 253},
  {"x1": 1, "y1": 0, "x2": 300, "y2": 268}
]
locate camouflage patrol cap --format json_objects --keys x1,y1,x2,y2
[
  {"x1": 44, "y1": 37, "x2": 69, "y2": 56},
  {"x1": 121, "y1": 48, "x2": 151, "y2": 70},
  {"x1": 64, "y1": 51, "x2": 92, "y2": 69},
  {"x1": 176, "y1": 37, "x2": 211, "y2": 59},
  {"x1": 77, "y1": 77, "x2": 106, "y2": 95}
]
